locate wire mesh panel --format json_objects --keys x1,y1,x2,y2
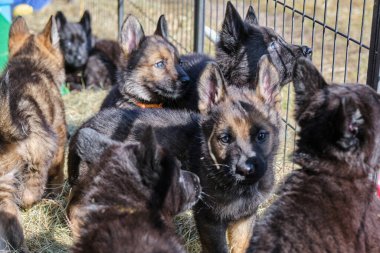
[{"x1": 122, "y1": 0, "x2": 374, "y2": 177}]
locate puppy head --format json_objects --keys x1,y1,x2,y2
[
  {"x1": 76, "y1": 126, "x2": 201, "y2": 216},
  {"x1": 8, "y1": 16, "x2": 63, "y2": 80},
  {"x1": 55, "y1": 11, "x2": 92, "y2": 68},
  {"x1": 118, "y1": 15, "x2": 190, "y2": 103},
  {"x1": 293, "y1": 57, "x2": 380, "y2": 173},
  {"x1": 197, "y1": 57, "x2": 280, "y2": 190},
  {"x1": 216, "y1": 1, "x2": 311, "y2": 87}
]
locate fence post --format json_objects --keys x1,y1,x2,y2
[
  {"x1": 367, "y1": 0, "x2": 380, "y2": 92},
  {"x1": 194, "y1": 0, "x2": 205, "y2": 53},
  {"x1": 118, "y1": 0, "x2": 124, "y2": 39}
]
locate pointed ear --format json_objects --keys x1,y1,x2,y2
[
  {"x1": 80, "y1": 10, "x2": 91, "y2": 35},
  {"x1": 198, "y1": 62, "x2": 227, "y2": 114},
  {"x1": 40, "y1": 16, "x2": 60, "y2": 49},
  {"x1": 220, "y1": 1, "x2": 246, "y2": 48},
  {"x1": 256, "y1": 55, "x2": 281, "y2": 108},
  {"x1": 335, "y1": 97, "x2": 364, "y2": 151},
  {"x1": 293, "y1": 57, "x2": 328, "y2": 110},
  {"x1": 245, "y1": 5, "x2": 258, "y2": 25},
  {"x1": 55, "y1": 11, "x2": 67, "y2": 31},
  {"x1": 154, "y1": 15, "x2": 168, "y2": 39},
  {"x1": 9, "y1": 16, "x2": 30, "y2": 53},
  {"x1": 76, "y1": 128, "x2": 119, "y2": 164},
  {"x1": 119, "y1": 15, "x2": 145, "y2": 54},
  {"x1": 132, "y1": 124, "x2": 159, "y2": 163}
]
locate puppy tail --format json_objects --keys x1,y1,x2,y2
[{"x1": 0, "y1": 71, "x2": 30, "y2": 142}]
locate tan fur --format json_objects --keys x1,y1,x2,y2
[
  {"x1": 227, "y1": 215, "x2": 256, "y2": 253},
  {"x1": 0, "y1": 16, "x2": 66, "y2": 251}
]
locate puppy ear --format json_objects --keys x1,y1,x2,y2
[
  {"x1": 55, "y1": 11, "x2": 67, "y2": 31},
  {"x1": 219, "y1": 1, "x2": 246, "y2": 49},
  {"x1": 335, "y1": 97, "x2": 364, "y2": 151},
  {"x1": 9, "y1": 16, "x2": 30, "y2": 54},
  {"x1": 154, "y1": 15, "x2": 168, "y2": 39},
  {"x1": 256, "y1": 55, "x2": 281, "y2": 108},
  {"x1": 119, "y1": 14, "x2": 145, "y2": 54},
  {"x1": 132, "y1": 124, "x2": 160, "y2": 163},
  {"x1": 293, "y1": 57, "x2": 328, "y2": 110},
  {"x1": 198, "y1": 62, "x2": 227, "y2": 114},
  {"x1": 76, "y1": 128, "x2": 118, "y2": 164},
  {"x1": 80, "y1": 10, "x2": 91, "y2": 35},
  {"x1": 39, "y1": 16, "x2": 60, "y2": 49},
  {"x1": 245, "y1": 5, "x2": 258, "y2": 25}
]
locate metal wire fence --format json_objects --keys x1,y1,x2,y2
[{"x1": 116, "y1": 0, "x2": 378, "y2": 176}]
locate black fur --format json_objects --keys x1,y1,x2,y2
[
  {"x1": 68, "y1": 59, "x2": 281, "y2": 253},
  {"x1": 71, "y1": 127, "x2": 201, "y2": 253}
]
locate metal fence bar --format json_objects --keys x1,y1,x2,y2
[
  {"x1": 194, "y1": 0, "x2": 205, "y2": 53},
  {"x1": 367, "y1": 0, "x2": 380, "y2": 91},
  {"x1": 118, "y1": 0, "x2": 124, "y2": 38}
]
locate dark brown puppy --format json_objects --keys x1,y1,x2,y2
[
  {"x1": 247, "y1": 58, "x2": 380, "y2": 253},
  {"x1": 67, "y1": 55, "x2": 281, "y2": 253},
  {"x1": 0, "y1": 16, "x2": 66, "y2": 252},
  {"x1": 84, "y1": 39, "x2": 122, "y2": 89},
  {"x1": 217, "y1": 1, "x2": 312, "y2": 88},
  {"x1": 101, "y1": 14, "x2": 190, "y2": 110},
  {"x1": 70, "y1": 127, "x2": 201, "y2": 253}
]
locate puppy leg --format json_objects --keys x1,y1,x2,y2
[
  {"x1": 20, "y1": 164, "x2": 48, "y2": 209},
  {"x1": 193, "y1": 205, "x2": 229, "y2": 253},
  {"x1": 227, "y1": 214, "x2": 256, "y2": 253},
  {"x1": 46, "y1": 143, "x2": 65, "y2": 197}
]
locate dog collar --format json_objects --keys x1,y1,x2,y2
[{"x1": 134, "y1": 101, "x2": 163, "y2": 109}]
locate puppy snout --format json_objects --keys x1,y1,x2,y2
[
  {"x1": 301, "y1": 46, "x2": 312, "y2": 57},
  {"x1": 236, "y1": 158, "x2": 256, "y2": 176},
  {"x1": 176, "y1": 65, "x2": 190, "y2": 83}
]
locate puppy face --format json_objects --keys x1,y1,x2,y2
[
  {"x1": 118, "y1": 15, "x2": 190, "y2": 103},
  {"x1": 293, "y1": 58, "x2": 380, "y2": 170},
  {"x1": 55, "y1": 11, "x2": 92, "y2": 68},
  {"x1": 217, "y1": 2, "x2": 311, "y2": 88},
  {"x1": 197, "y1": 56, "x2": 281, "y2": 187}
]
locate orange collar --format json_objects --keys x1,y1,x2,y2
[{"x1": 134, "y1": 101, "x2": 163, "y2": 109}]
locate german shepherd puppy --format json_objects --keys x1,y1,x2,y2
[
  {"x1": 216, "y1": 1, "x2": 312, "y2": 88},
  {"x1": 56, "y1": 10, "x2": 93, "y2": 88},
  {"x1": 69, "y1": 127, "x2": 201, "y2": 253},
  {"x1": 247, "y1": 58, "x2": 380, "y2": 253},
  {"x1": 101, "y1": 14, "x2": 190, "y2": 110},
  {"x1": 180, "y1": 2, "x2": 311, "y2": 103},
  {"x1": 0, "y1": 16, "x2": 66, "y2": 252},
  {"x1": 67, "y1": 55, "x2": 280, "y2": 253},
  {"x1": 84, "y1": 39, "x2": 122, "y2": 89}
]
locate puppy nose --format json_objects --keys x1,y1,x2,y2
[
  {"x1": 236, "y1": 159, "x2": 256, "y2": 176},
  {"x1": 180, "y1": 74, "x2": 190, "y2": 83},
  {"x1": 301, "y1": 46, "x2": 312, "y2": 56}
]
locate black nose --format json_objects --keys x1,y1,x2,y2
[
  {"x1": 236, "y1": 158, "x2": 256, "y2": 176},
  {"x1": 180, "y1": 74, "x2": 190, "y2": 83},
  {"x1": 301, "y1": 46, "x2": 312, "y2": 56}
]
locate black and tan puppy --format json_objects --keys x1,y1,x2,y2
[
  {"x1": 67, "y1": 55, "x2": 281, "y2": 253},
  {"x1": 217, "y1": 1, "x2": 312, "y2": 88},
  {"x1": 183, "y1": 1, "x2": 311, "y2": 93},
  {"x1": 70, "y1": 127, "x2": 201, "y2": 253},
  {"x1": 0, "y1": 16, "x2": 66, "y2": 252},
  {"x1": 101, "y1": 14, "x2": 190, "y2": 109},
  {"x1": 247, "y1": 58, "x2": 380, "y2": 253}
]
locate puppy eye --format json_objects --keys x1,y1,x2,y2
[
  {"x1": 179, "y1": 59, "x2": 184, "y2": 66},
  {"x1": 218, "y1": 133, "x2": 232, "y2": 144},
  {"x1": 256, "y1": 130, "x2": 269, "y2": 143},
  {"x1": 154, "y1": 60, "x2": 166, "y2": 69}
]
